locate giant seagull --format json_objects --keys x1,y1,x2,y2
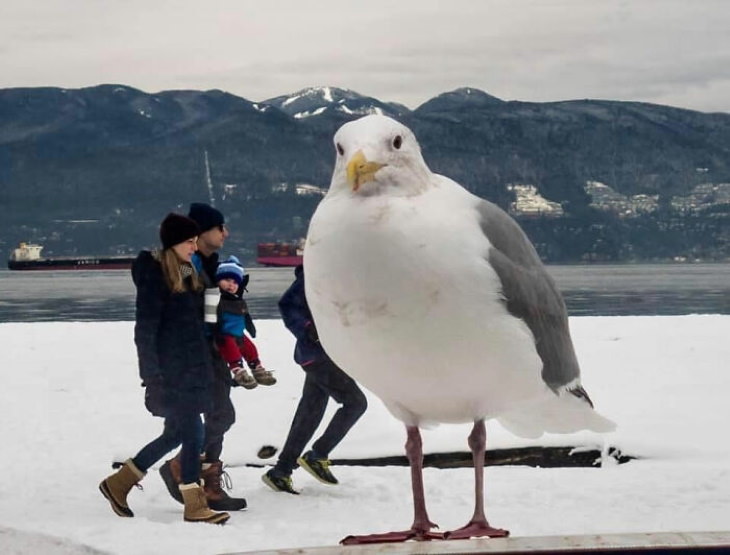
[{"x1": 304, "y1": 115, "x2": 616, "y2": 544}]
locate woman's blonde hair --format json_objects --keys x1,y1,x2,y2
[{"x1": 156, "y1": 248, "x2": 203, "y2": 293}]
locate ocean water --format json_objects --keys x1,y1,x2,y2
[{"x1": 0, "y1": 264, "x2": 728, "y2": 323}]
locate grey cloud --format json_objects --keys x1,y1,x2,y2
[{"x1": 2, "y1": 0, "x2": 730, "y2": 113}]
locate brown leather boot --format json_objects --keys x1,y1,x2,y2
[
  {"x1": 159, "y1": 454, "x2": 184, "y2": 504},
  {"x1": 179, "y1": 482, "x2": 230, "y2": 524},
  {"x1": 99, "y1": 459, "x2": 146, "y2": 517},
  {"x1": 201, "y1": 460, "x2": 247, "y2": 511}
]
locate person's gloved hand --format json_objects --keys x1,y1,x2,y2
[
  {"x1": 143, "y1": 375, "x2": 168, "y2": 417},
  {"x1": 305, "y1": 321, "x2": 319, "y2": 343}
]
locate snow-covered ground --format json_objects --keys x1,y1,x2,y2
[{"x1": 0, "y1": 316, "x2": 728, "y2": 554}]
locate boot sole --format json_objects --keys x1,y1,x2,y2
[
  {"x1": 296, "y1": 457, "x2": 339, "y2": 485},
  {"x1": 185, "y1": 513, "x2": 230, "y2": 525},
  {"x1": 261, "y1": 473, "x2": 299, "y2": 494},
  {"x1": 208, "y1": 497, "x2": 247, "y2": 511},
  {"x1": 159, "y1": 463, "x2": 184, "y2": 504},
  {"x1": 99, "y1": 481, "x2": 133, "y2": 517}
]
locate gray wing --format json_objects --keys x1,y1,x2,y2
[{"x1": 476, "y1": 200, "x2": 592, "y2": 404}]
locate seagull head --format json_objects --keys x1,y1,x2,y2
[{"x1": 329, "y1": 115, "x2": 433, "y2": 198}]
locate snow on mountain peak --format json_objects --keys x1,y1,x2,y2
[{"x1": 262, "y1": 87, "x2": 408, "y2": 119}]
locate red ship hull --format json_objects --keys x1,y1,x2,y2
[
  {"x1": 255, "y1": 255, "x2": 303, "y2": 267},
  {"x1": 256, "y1": 241, "x2": 304, "y2": 267}
]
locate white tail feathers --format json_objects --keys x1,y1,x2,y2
[{"x1": 498, "y1": 392, "x2": 616, "y2": 439}]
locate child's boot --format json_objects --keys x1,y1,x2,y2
[
  {"x1": 232, "y1": 367, "x2": 258, "y2": 389},
  {"x1": 99, "y1": 459, "x2": 146, "y2": 517},
  {"x1": 252, "y1": 365, "x2": 277, "y2": 386}
]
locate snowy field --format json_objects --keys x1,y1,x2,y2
[{"x1": 0, "y1": 315, "x2": 728, "y2": 554}]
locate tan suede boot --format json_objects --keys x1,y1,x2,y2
[
  {"x1": 179, "y1": 482, "x2": 230, "y2": 524},
  {"x1": 99, "y1": 459, "x2": 146, "y2": 517}
]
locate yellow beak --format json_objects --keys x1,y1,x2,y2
[{"x1": 346, "y1": 150, "x2": 386, "y2": 192}]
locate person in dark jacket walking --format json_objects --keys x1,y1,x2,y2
[
  {"x1": 158, "y1": 203, "x2": 247, "y2": 512},
  {"x1": 262, "y1": 264, "x2": 368, "y2": 494},
  {"x1": 99, "y1": 213, "x2": 229, "y2": 524}
]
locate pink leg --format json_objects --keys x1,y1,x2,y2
[
  {"x1": 341, "y1": 425, "x2": 443, "y2": 545},
  {"x1": 444, "y1": 420, "x2": 509, "y2": 540},
  {"x1": 404, "y1": 425, "x2": 442, "y2": 538}
]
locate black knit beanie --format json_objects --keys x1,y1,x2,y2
[
  {"x1": 188, "y1": 202, "x2": 224, "y2": 233},
  {"x1": 159, "y1": 213, "x2": 200, "y2": 250}
]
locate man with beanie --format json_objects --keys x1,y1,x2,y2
[
  {"x1": 215, "y1": 255, "x2": 277, "y2": 389},
  {"x1": 159, "y1": 202, "x2": 247, "y2": 512}
]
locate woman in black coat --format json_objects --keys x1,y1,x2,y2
[{"x1": 99, "y1": 213, "x2": 229, "y2": 525}]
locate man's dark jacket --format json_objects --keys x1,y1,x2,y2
[{"x1": 278, "y1": 265, "x2": 330, "y2": 366}]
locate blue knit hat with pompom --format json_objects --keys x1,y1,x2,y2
[{"x1": 216, "y1": 255, "x2": 245, "y2": 285}]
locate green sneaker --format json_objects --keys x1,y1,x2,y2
[
  {"x1": 262, "y1": 470, "x2": 299, "y2": 495},
  {"x1": 297, "y1": 451, "x2": 338, "y2": 485}
]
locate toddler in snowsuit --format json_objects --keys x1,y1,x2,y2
[{"x1": 215, "y1": 255, "x2": 277, "y2": 389}]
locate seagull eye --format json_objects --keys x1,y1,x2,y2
[
  {"x1": 392, "y1": 135, "x2": 403, "y2": 150},
  {"x1": 336, "y1": 143, "x2": 345, "y2": 156}
]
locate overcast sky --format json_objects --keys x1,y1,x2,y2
[{"x1": 2, "y1": 0, "x2": 729, "y2": 113}]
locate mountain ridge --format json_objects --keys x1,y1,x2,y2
[{"x1": 1, "y1": 84, "x2": 729, "y2": 263}]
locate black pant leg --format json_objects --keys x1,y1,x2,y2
[
  {"x1": 178, "y1": 411, "x2": 206, "y2": 484},
  {"x1": 309, "y1": 360, "x2": 368, "y2": 457},
  {"x1": 203, "y1": 355, "x2": 235, "y2": 462},
  {"x1": 132, "y1": 416, "x2": 184, "y2": 472},
  {"x1": 273, "y1": 370, "x2": 329, "y2": 476}
]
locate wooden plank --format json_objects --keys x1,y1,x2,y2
[{"x1": 250, "y1": 446, "x2": 635, "y2": 469}]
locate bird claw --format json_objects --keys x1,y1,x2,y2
[
  {"x1": 341, "y1": 531, "x2": 415, "y2": 545},
  {"x1": 414, "y1": 530, "x2": 445, "y2": 541},
  {"x1": 340, "y1": 528, "x2": 444, "y2": 545},
  {"x1": 444, "y1": 521, "x2": 509, "y2": 540}
]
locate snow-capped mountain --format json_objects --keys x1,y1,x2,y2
[
  {"x1": 262, "y1": 86, "x2": 410, "y2": 119},
  {"x1": 416, "y1": 87, "x2": 505, "y2": 113},
  {"x1": 4, "y1": 84, "x2": 730, "y2": 263}
]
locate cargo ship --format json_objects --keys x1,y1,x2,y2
[
  {"x1": 7, "y1": 242, "x2": 135, "y2": 271},
  {"x1": 255, "y1": 239, "x2": 304, "y2": 267}
]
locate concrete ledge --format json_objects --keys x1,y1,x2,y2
[
  {"x1": 0, "y1": 526, "x2": 108, "y2": 555},
  {"x1": 225, "y1": 531, "x2": 730, "y2": 555}
]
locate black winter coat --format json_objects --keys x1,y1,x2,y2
[
  {"x1": 278, "y1": 264, "x2": 330, "y2": 366},
  {"x1": 132, "y1": 250, "x2": 212, "y2": 415}
]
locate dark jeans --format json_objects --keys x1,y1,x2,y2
[
  {"x1": 273, "y1": 359, "x2": 367, "y2": 476},
  {"x1": 203, "y1": 354, "x2": 235, "y2": 462},
  {"x1": 132, "y1": 410, "x2": 205, "y2": 484}
]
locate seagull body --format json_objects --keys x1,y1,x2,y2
[{"x1": 304, "y1": 115, "x2": 615, "y2": 543}]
